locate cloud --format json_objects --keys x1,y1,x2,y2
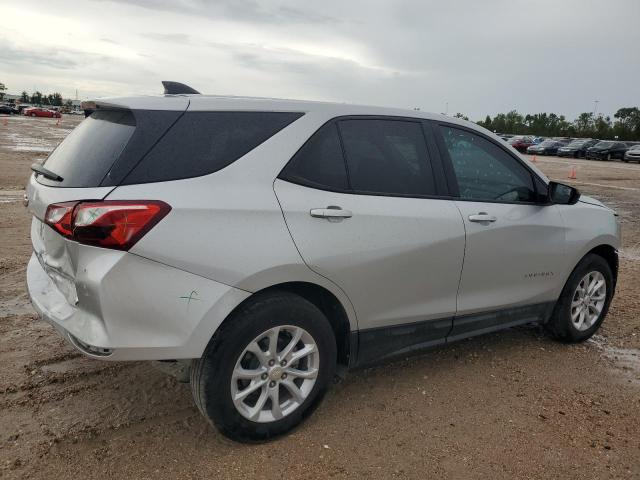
[
  {"x1": 1, "y1": 0, "x2": 639, "y2": 119},
  {"x1": 94, "y1": 0, "x2": 341, "y2": 25},
  {"x1": 0, "y1": 39, "x2": 103, "y2": 70},
  {"x1": 140, "y1": 33, "x2": 191, "y2": 44}
]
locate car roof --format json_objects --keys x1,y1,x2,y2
[{"x1": 91, "y1": 93, "x2": 466, "y2": 125}]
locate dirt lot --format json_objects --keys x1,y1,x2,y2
[{"x1": 1, "y1": 115, "x2": 639, "y2": 479}]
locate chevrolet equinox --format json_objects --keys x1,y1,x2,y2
[{"x1": 26, "y1": 82, "x2": 619, "y2": 442}]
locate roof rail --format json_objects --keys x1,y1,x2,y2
[{"x1": 161, "y1": 81, "x2": 200, "y2": 95}]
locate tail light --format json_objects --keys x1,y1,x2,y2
[{"x1": 44, "y1": 200, "x2": 171, "y2": 250}]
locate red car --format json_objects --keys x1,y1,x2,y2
[
  {"x1": 507, "y1": 136, "x2": 536, "y2": 153},
  {"x1": 23, "y1": 107, "x2": 62, "y2": 118}
]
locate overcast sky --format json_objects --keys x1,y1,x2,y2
[{"x1": 1, "y1": 0, "x2": 638, "y2": 120}]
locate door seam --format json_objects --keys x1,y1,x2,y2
[
  {"x1": 271, "y1": 179, "x2": 360, "y2": 333},
  {"x1": 449, "y1": 200, "x2": 468, "y2": 337}
]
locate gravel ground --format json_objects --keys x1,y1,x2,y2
[{"x1": 0, "y1": 115, "x2": 639, "y2": 479}]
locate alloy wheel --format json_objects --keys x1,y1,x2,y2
[
  {"x1": 231, "y1": 325, "x2": 319, "y2": 423},
  {"x1": 570, "y1": 271, "x2": 606, "y2": 331}
]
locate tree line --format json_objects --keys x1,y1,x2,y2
[
  {"x1": 0, "y1": 82, "x2": 70, "y2": 107},
  {"x1": 19, "y1": 91, "x2": 69, "y2": 107},
  {"x1": 475, "y1": 108, "x2": 640, "y2": 141}
]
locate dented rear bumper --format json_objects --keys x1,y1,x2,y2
[{"x1": 27, "y1": 251, "x2": 250, "y2": 361}]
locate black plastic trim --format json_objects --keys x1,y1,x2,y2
[
  {"x1": 353, "y1": 301, "x2": 555, "y2": 368},
  {"x1": 162, "y1": 81, "x2": 200, "y2": 95}
]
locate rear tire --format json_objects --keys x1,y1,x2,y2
[
  {"x1": 190, "y1": 291, "x2": 337, "y2": 442},
  {"x1": 545, "y1": 254, "x2": 613, "y2": 343}
]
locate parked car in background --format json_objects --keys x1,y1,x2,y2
[
  {"x1": 527, "y1": 139, "x2": 566, "y2": 156},
  {"x1": 558, "y1": 139, "x2": 599, "y2": 158},
  {"x1": 507, "y1": 136, "x2": 536, "y2": 153},
  {"x1": 24, "y1": 82, "x2": 620, "y2": 442},
  {"x1": 0, "y1": 104, "x2": 19, "y2": 115},
  {"x1": 623, "y1": 144, "x2": 640, "y2": 163},
  {"x1": 532, "y1": 137, "x2": 545, "y2": 144},
  {"x1": 23, "y1": 107, "x2": 62, "y2": 118},
  {"x1": 586, "y1": 141, "x2": 628, "y2": 161},
  {"x1": 17, "y1": 105, "x2": 34, "y2": 114}
]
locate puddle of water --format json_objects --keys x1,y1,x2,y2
[
  {"x1": 1, "y1": 132, "x2": 56, "y2": 153},
  {"x1": 8, "y1": 145, "x2": 54, "y2": 153},
  {"x1": 40, "y1": 357, "x2": 88, "y2": 374},
  {"x1": 589, "y1": 335, "x2": 640, "y2": 385},
  {"x1": 0, "y1": 294, "x2": 35, "y2": 317},
  {"x1": 0, "y1": 189, "x2": 24, "y2": 204},
  {"x1": 0, "y1": 122, "x2": 76, "y2": 153},
  {"x1": 620, "y1": 246, "x2": 640, "y2": 262}
]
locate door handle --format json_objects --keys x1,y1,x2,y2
[
  {"x1": 468, "y1": 212, "x2": 497, "y2": 223},
  {"x1": 310, "y1": 206, "x2": 353, "y2": 219}
]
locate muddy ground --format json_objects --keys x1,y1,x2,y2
[{"x1": 0, "y1": 115, "x2": 639, "y2": 479}]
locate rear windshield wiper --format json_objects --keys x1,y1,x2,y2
[{"x1": 31, "y1": 163, "x2": 64, "y2": 182}]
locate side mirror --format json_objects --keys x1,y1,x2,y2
[{"x1": 548, "y1": 181, "x2": 580, "y2": 205}]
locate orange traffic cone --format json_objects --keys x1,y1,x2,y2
[
  {"x1": 2, "y1": 117, "x2": 7, "y2": 127},
  {"x1": 568, "y1": 165, "x2": 577, "y2": 179},
  {"x1": 55, "y1": 118, "x2": 60, "y2": 126},
  {"x1": 531, "y1": 154, "x2": 537, "y2": 163}
]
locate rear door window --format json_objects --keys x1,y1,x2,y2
[
  {"x1": 123, "y1": 111, "x2": 303, "y2": 184},
  {"x1": 338, "y1": 119, "x2": 436, "y2": 196}
]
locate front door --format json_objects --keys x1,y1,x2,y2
[{"x1": 433, "y1": 123, "x2": 568, "y2": 339}]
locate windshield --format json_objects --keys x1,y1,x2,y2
[
  {"x1": 595, "y1": 141, "x2": 613, "y2": 148},
  {"x1": 540, "y1": 140, "x2": 557, "y2": 146},
  {"x1": 567, "y1": 140, "x2": 586, "y2": 147}
]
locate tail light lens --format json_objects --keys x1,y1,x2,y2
[
  {"x1": 44, "y1": 202, "x2": 76, "y2": 237},
  {"x1": 44, "y1": 200, "x2": 171, "y2": 250}
]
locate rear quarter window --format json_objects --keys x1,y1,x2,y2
[
  {"x1": 122, "y1": 111, "x2": 303, "y2": 184},
  {"x1": 279, "y1": 123, "x2": 349, "y2": 190}
]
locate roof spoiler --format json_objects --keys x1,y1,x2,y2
[{"x1": 162, "y1": 81, "x2": 200, "y2": 95}]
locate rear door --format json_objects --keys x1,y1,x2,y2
[
  {"x1": 274, "y1": 117, "x2": 466, "y2": 363},
  {"x1": 432, "y1": 122, "x2": 568, "y2": 339}
]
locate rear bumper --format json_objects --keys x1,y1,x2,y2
[{"x1": 27, "y1": 252, "x2": 250, "y2": 361}]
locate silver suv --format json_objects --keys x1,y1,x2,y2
[{"x1": 26, "y1": 82, "x2": 619, "y2": 441}]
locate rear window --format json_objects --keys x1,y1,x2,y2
[
  {"x1": 39, "y1": 110, "x2": 136, "y2": 187},
  {"x1": 122, "y1": 111, "x2": 303, "y2": 184}
]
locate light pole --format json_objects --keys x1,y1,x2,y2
[{"x1": 593, "y1": 100, "x2": 599, "y2": 117}]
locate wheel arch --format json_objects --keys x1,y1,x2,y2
[
  {"x1": 219, "y1": 281, "x2": 355, "y2": 368},
  {"x1": 587, "y1": 244, "x2": 618, "y2": 287}
]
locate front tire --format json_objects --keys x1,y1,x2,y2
[
  {"x1": 545, "y1": 254, "x2": 614, "y2": 343},
  {"x1": 191, "y1": 291, "x2": 337, "y2": 442}
]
